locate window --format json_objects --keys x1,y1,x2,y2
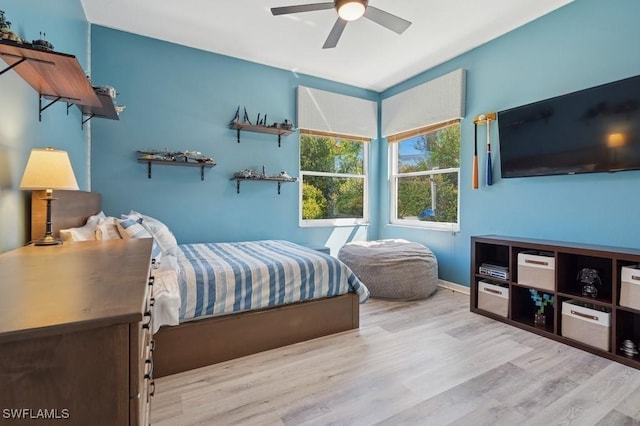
[
  {"x1": 389, "y1": 121, "x2": 461, "y2": 230},
  {"x1": 300, "y1": 131, "x2": 369, "y2": 226}
]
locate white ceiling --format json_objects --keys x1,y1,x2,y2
[{"x1": 80, "y1": 0, "x2": 574, "y2": 92}]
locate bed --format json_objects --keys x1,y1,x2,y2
[{"x1": 31, "y1": 190, "x2": 368, "y2": 377}]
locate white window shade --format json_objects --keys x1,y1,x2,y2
[
  {"x1": 381, "y1": 68, "x2": 466, "y2": 138},
  {"x1": 297, "y1": 86, "x2": 378, "y2": 139}
]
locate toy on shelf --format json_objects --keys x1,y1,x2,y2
[
  {"x1": 136, "y1": 149, "x2": 216, "y2": 181},
  {"x1": 231, "y1": 165, "x2": 297, "y2": 194}
]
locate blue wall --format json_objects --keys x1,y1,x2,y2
[
  {"x1": 90, "y1": 27, "x2": 379, "y2": 253},
  {"x1": 12, "y1": 0, "x2": 632, "y2": 285},
  {"x1": 0, "y1": 1, "x2": 89, "y2": 252},
  {"x1": 379, "y1": 0, "x2": 640, "y2": 285}
]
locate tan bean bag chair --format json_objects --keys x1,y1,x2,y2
[{"x1": 338, "y1": 239, "x2": 438, "y2": 300}]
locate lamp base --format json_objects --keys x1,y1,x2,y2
[{"x1": 34, "y1": 234, "x2": 63, "y2": 246}]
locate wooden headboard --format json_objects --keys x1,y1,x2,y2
[{"x1": 31, "y1": 190, "x2": 102, "y2": 241}]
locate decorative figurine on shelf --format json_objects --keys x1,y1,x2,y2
[
  {"x1": 620, "y1": 339, "x2": 639, "y2": 357},
  {"x1": 32, "y1": 32, "x2": 54, "y2": 52},
  {"x1": 529, "y1": 289, "x2": 554, "y2": 326},
  {"x1": 234, "y1": 169, "x2": 259, "y2": 179},
  {"x1": 95, "y1": 86, "x2": 117, "y2": 99},
  {"x1": 136, "y1": 149, "x2": 215, "y2": 164},
  {"x1": 577, "y1": 268, "x2": 602, "y2": 298},
  {"x1": 230, "y1": 106, "x2": 240, "y2": 123},
  {"x1": 0, "y1": 10, "x2": 23, "y2": 43},
  {"x1": 279, "y1": 119, "x2": 293, "y2": 130}
]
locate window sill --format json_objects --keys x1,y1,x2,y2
[
  {"x1": 300, "y1": 219, "x2": 370, "y2": 228},
  {"x1": 388, "y1": 221, "x2": 459, "y2": 233}
]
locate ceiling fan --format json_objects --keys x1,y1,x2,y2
[{"x1": 271, "y1": 0, "x2": 411, "y2": 49}]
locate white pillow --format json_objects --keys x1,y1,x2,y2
[
  {"x1": 59, "y1": 211, "x2": 107, "y2": 242},
  {"x1": 96, "y1": 217, "x2": 122, "y2": 240},
  {"x1": 87, "y1": 211, "x2": 107, "y2": 225},
  {"x1": 124, "y1": 210, "x2": 178, "y2": 255}
]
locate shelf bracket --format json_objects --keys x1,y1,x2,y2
[
  {"x1": 81, "y1": 113, "x2": 96, "y2": 129},
  {"x1": 66, "y1": 102, "x2": 73, "y2": 116},
  {"x1": 277, "y1": 182, "x2": 282, "y2": 194},
  {"x1": 278, "y1": 134, "x2": 281, "y2": 148},
  {"x1": 39, "y1": 95, "x2": 62, "y2": 122},
  {"x1": 147, "y1": 161, "x2": 152, "y2": 179},
  {"x1": 200, "y1": 166, "x2": 205, "y2": 181},
  {"x1": 237, "y1": 128, "x2": 241, "y2": 143},
  {"x1": 236, "y1": 179, "x2": 241, "y2": 194},
  {"x1": 0, "y1": 57, "x2": 26, "y2": 76}
]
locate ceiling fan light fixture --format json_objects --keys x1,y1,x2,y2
[{"x1": 336, "y1": 0, "x2": 366, "y2": 21}]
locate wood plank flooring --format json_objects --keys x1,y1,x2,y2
[{"x1": 151, "y1": 289, "x2": 640, "y2": 425}]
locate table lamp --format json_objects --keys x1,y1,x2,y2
[{"x1": 19, "y1": 147, "x2": 79, "y2": 245}]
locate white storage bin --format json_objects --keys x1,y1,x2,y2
[
  {"x1": 620, "y1": 265, "x2": 640, "y2": 310},
  {"x1": 478, "y1": 281, "x2": 509, "y2": 318},
  {"x1": 561, "y1": 299, "x2": 611, "y2": 351},
  {"x1": 518, "y1": 252, "x2": 555, "y2": 291}
]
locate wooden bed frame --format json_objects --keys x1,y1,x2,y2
[{"x1": 32, "y1": 190, "x2": 360, "y2": 378}]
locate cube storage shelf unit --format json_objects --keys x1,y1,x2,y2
[{"x1": 471, "y1": 235, "x2": 640, "y2": 370}]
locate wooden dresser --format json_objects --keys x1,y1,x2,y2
[{"x1": 0, "y1": 239, "x2": 154, "y2": 425}]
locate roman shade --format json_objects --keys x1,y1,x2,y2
[
  {"x1": 381, "y1": 68, "x2": 466, "y2": 138},
  {"x1": 297, "y1": 86, "x2": 378, "y2": 139}
]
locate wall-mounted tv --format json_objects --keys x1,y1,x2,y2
[{"x1": 498, "y1": 74, "x2": 640, "y2": 178}]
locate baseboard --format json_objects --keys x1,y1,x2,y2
[{"x1": 437, "y1": 279, "x2": 470, "y2": 296}]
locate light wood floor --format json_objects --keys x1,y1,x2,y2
[{"x1": 151, "y1": 289, "x2": 640, "y2": 425}]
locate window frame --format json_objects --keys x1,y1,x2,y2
[
  {"x1": 388, "y1": 121, "x2": 461, "y2": 232},
  {"x1": 299, "y1": 131, "x2": 370, "y2": 228}
]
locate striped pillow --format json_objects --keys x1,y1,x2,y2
[
  {"x1": 116, "y1": 218, "x2": 162, "y2": 264},
  {"x1": 123, "y1": 211, "x2": 178, "y2": 256}
]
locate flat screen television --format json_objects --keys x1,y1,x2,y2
[{"x1": 498, "y1": 74, "x2": 640, "y2": 178}]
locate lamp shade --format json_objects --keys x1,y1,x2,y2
[{"x1": 19, "y1": 147, "x2": 79, "y2": 190}]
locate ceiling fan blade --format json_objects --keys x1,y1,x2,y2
[
  {"x1": 363, "y1": 6, "x2": 411, "y2": 34},
  {"x1": 271, "y1": 2, "x2": 334, "y2": 15},
  {"x1": 322, "y1": 18, "x2": 348, "y2": 49}
]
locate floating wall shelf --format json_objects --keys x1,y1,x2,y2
[
  {"x1": 230, "y1": 176, "x2": 297, "y2": 194},
  {"x1": 229, "y1": 120, "x2": 294, "y2": 147},
  {"x1": 138, "y1": 159, "x2": 216, "y2": 181},
  {"x1": 0, "y1": 39, "x2": 99, "y2": 121},
  {"x1": 75, "y1": 89, "x2": 120, "y2": 128}
]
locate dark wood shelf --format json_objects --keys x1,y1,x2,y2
[
  {"x1": 556, "y1": 292, "x2": 612, "y2": 307},
  {"x1": 230, "y1": 176, "x2": 297, "y2": 194},
  {"x1": 0, "y1": 39, "x2": 99, "y2": 114},
  {"x1": 77, "y1": 90, "x2": 120, "y2": 127},
  {"x1": 475, "y1": 273, "x2": 509, "y2": 285},
  {"x1": 230, "y1": 120, "x2": 294, "y2": 147},
  {"x1": 137, "y1": 158, "x2": 216, "y2": 181},
  {"x1": 471, "y1": 235, "x2": 640, "y2": 371},
  {"x1": 512, "y1": 317, "x2": 555, "y2": 336}
]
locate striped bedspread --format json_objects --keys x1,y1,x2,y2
[{"x1": 177, "y1": 240, "x2": 369, "y2": 322}]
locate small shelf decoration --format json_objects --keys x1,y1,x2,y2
[
  {"x1": 231, "y1": 166, "x2": 297, "y2": 194},
  {"x1": 229, "y1": 106, "x2": 294, "y2": 147},
  {"x1": 136, "y1": 149, "x2": 216, "y2": 181},
  {"x1": 75, "y1": 85, "x2": 125, "y2": 129},
  {"x1": 529, "y1": 288, "x2": 554, "y2": 327}
]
